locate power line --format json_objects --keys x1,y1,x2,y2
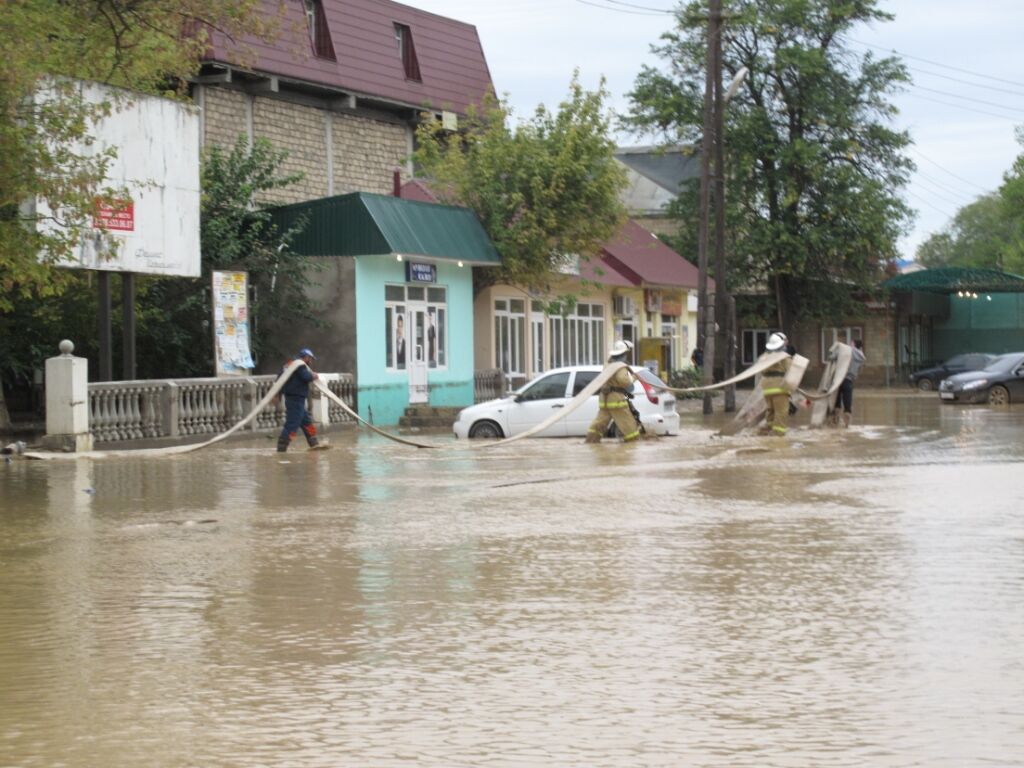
[
  {"x1": 851, "y1": 38, "x2": 1024, "y2": 89},
  {"x1": 905, "y1": 64, "x2": 1024, "y2": 99},
  {"x1": 910, "y1": 147, "x2": 992, "y2": 193},
  {"x1": 914, "y1": 167, "x2": 985, "y2": 202},
  {"x1": 905, "y1": 189, "x2": 956, "y2": 221},
  {"x1": 913, "y1": 174, "x2": 976, "y2": 208},
  {"x1": 903, "y1": 92, "x2": 1024, "y2": 122},
  {"x1": 574, "y1": 0, "x2": 672, "y2": 15},
  {"x1": 911, "y1": 84, "x2": 1024, "y2": 116},
  {"x1": 595, "y1": 0, "x2": 676, "y2": 12}
]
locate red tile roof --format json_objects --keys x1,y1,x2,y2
[
  {"x1": 601, "y1": 218, "x2": 710, "y2": 291},
  {"x1": 205, "y1": 0, "x2": 494, "y2": 115}
]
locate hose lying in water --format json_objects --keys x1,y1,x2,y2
[{"x1": 24, "y1": 360, "x2": 632, "y2": 458}]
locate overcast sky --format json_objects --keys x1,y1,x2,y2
[{"x1": 408, "y1": 0, "x2": 1024, "y2": 263}]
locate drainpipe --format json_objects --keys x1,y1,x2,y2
[{"x1": 393, "y1": 168, "x2": 402, "y2": 197}]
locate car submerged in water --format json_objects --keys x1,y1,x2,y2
[
  {"x1": 453, "y1": 365, "x2": 680, "y2": 439},
  {"x1": 937, "y1": 352, "x2": 1024, "y2": 405}
]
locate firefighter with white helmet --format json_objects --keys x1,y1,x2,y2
[
  {"x1": 585, "y1": 340, "x2": 643, "y2": 443},
  {"x1": 758, "y1": 332, "x2": 793, "y2": 436}
]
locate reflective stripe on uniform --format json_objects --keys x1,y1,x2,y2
[
  {"x1": 599, "y1": 400, "x2": 629, "y2": 409},
  {"x1": 772, "y1": 424, "x2": 786, "y2": 434},
  {"x1": 762, "y1": 387, "x2": 788, "y2": 396},
  {"x1": 623, "y1": 429, "x2": 641, "y2": 442}
]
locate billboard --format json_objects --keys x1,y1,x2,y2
[{"x1": 38, "y1": 81, "x2": 201, "y2": 277}]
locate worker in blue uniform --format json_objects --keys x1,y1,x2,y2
[{"x1": 276, "y1": 348, "x2": 320, "y2": 452}]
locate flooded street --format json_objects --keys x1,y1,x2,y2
[{"x1": 2, "y1": 392, "x2": 1023, "y2": 767}]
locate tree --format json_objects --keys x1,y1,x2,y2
[
  {"x1": 916, "y1": 193, "x2": 1016, "y2": 271},
  {"x1": 136, "y1": 136, "x2": 317, "y2": 377},
  {"x1": 626, "y1": 0, "x2": 914, "y2": 330},
  {"x1": 0, "y1": 0, "x2": 268, "y2": 311},
  {"x1": 413, "y1": 75, "x2": 627, "y2": 293},
  {"x1": 995, "y1": 127, "x2": 1024, "y2": 276}
]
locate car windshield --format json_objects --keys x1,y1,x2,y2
[
  {"x1": 945, "y1": 354, "x2": 968, "y2": 367},
  {"x1": 983, "y1": 354, "x2": 1024, "y2": 373}
]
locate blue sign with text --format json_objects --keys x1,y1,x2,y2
[{"x1": 406, "y1": 262, "x2": 437, "y2": 283}]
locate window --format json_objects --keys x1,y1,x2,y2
[
  {"x1": 820, "y1": 326, "x2": 863, "y2": 363},
  {"x1": 304, "y1": 0, "x2": 336, "y2": 60},
  {"x1": 742, "y1": 329, "x2": 772, "y2": 365},
  {"x1": 615, "y1": 321, "x2": 637, "y2": 364},
  {"x1": 550, "y1": 302, "x2": 605, "y2": 368},
  {"x1": 495, "y1": 298, "x2": 526, "y2": 379},
  {"x1": 519, "y1": 372, "x2": 570, "y2": 402},
  {"x1": 393, "y1": 23, "x2": 421, "y2": 81},
  {"x1": 531, "y1": 302, "x2": 545, "y2": 374},
  {"x1": 385, "y1": 303, "x2": 407, "y2": 370},
  {"x1": 572, "y1": 370, "x2": 599, "y2": 396}
]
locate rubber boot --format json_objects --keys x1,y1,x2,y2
[{"x1": 276, "y1": 434, "x2": 290, "y2": 453}]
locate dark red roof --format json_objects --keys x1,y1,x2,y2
[
  {"x1": 578, "y1": 255, "x2": 635, "y2": 287},
  {"x1": 601, "y1": 219, "x2": 709, "y2": 291},
  {"x1": 206, "y1": 0, "x2": 493, "y2": 115}
]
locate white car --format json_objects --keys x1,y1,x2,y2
[{"x1": 453, "y1": 365, "x2": 680, "y2": 439}]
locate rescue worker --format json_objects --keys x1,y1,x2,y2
[
  {"x1": 276, "y1": 348, "x2": 320, "y2": 452},
  {"x1": 758, "y1": 332, "x2": 792, "y2": 437},
  {"x1": 585, "y1": 340, "x2": 642, "y2": 443}
]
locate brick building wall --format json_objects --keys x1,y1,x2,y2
[{"x1": 199, "y1": 86, "x2": 411, "y2": 205}]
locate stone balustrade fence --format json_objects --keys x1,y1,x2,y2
[
  {"x1": 474, "y1": 368, "x2": 506, "y2": 402},
  {"x1": 88, "y1": 373, "x2": 355, "y2": 444}
]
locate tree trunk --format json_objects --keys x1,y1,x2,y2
[{"x1": 0, "y1": 382, "x2": 12, "y2": 433}]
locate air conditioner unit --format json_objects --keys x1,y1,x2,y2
[{"x1": 613, "y1": 295, "x2": 636, "y2": 316}]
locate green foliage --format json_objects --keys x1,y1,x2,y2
[
  {"x1": 626, "y1": 0, "x2": 914, "y2": 328},
  {"x1": 915, "y1": 127, "x2": 1024, "y2": 277},
  {"x1": 0, "y1": 0, "x2": 268, "y2": 309},
  {"x1": 916, "y1": 193, "x2": 1017, "y2": 271},
  {"x1": 137, "y1": 136, "x2": 318, "y2": 377},
  {"x1": 413, "y1": 74, "x2": 628, "y2": 293},
  {"x1": 667, "y1": 366, "x2": 706, "y2": 398}
]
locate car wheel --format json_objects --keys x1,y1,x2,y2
[
  {"x1": 469, "y1": 420, "x2": 503, "y2": 438},
  {"x1": 917, "y1": 378, "x2": 933, "y2": 392},
  {"x1": 988, "y1": 385, "x2": 1010, "y2": 406}
]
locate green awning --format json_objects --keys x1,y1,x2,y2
[
  {"x1": 883, "y1": 266, "x2": 1024, "y2": 294},
  {"x1": 269, "y1": 191, "x2": 501, "y2": 265}
]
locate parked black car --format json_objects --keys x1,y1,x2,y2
[
  {"x1": 910, "y1": 352, "x2": 995, "y2": 391},
  {"x1": 938, "y1": 352, "x2": 1024, "y2": 405}
]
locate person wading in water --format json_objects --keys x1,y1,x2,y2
[{"x1": 585, "y1": 340, "x2": 643, "y2": 444}]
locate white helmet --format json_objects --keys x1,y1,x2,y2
[
  {"x1": 765, "y1": 332, "x2": 787, "y2": 351},
  {"x1": 608, "y1": 339, "x2": 633, "y2": 359}
]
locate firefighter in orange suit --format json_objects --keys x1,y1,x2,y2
[
  {"x1": 585, "y1": 340, "x2": 642, "y2": 443},
  {"x1": 758, "y1": 332, "x2": 792, "y2": 437}
]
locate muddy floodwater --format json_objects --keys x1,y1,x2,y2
[{"x1": 2, "y1": 391, "x2": 1023, "y2": 767}]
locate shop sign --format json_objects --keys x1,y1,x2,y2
[{"x1": 406, "y1": 261, "x2": 437, "y2": 283}]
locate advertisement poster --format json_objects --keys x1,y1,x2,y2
[{"x1": 212, "y1": 270, "x2": 256, "y2": 376}]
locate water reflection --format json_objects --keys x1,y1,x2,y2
[{"x1": 1, "y1": 395, "x2": 1022, "y2": 766}]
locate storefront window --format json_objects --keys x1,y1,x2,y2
[
  {"x1": 550, "y1": 302, "x2": 605, "y2": 367},
  {"x1": 495, "y1": 298, "x2": 525, "y2": 377},
  {"x1": 385, "y1": 284, "x2": 447, "y2": 371}
]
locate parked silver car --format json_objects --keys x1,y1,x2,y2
[{"x1": 453, "y1": 365, "x2": 680, "y2": 438}]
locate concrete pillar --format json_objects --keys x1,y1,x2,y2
[
  {"x1": 43, "y1": 340, "x2": 93, "y2": 452},
  {"x1": 310, "y1": 375, "x2": 333, "y2": 426}
]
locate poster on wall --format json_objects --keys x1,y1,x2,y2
[{"x1": 212, "y1": 270, "x2": 256, "y2": 376}]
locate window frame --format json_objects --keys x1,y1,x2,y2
[
  {"x1": 820, "y1": 326, "x2": 863, "y2": 363},
  {"x1": 393, "y1": 22, "x2": 422, "y2": 81}
]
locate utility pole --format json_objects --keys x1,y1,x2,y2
[{"x1": 696, "y1": 0, "x2": 721, "y2": 415}]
